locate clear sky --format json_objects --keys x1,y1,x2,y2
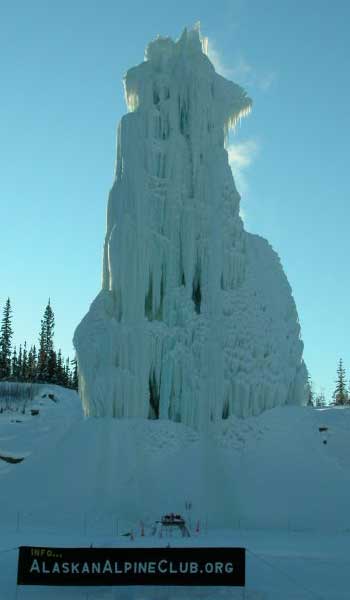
[{"x1": 1, "y1": 0, "x2": 349, "y2": 401}]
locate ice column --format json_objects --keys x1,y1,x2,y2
[{"x1": 74, "y1": 28, "x2": 308, "y2": 427}]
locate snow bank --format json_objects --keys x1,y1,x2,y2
[{"x1": 74, "y1": 27, "x2": 307, "y2": 428}]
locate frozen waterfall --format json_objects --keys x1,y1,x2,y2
[{"x1": 74, "y1": 27, "x2": 308, "y2": 428}]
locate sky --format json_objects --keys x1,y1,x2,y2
[{"x1": 1, "y1": 0, "x2": 349, "y2": 401}]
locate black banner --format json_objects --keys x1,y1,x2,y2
[{"x1": 17, "y1": 546, "x2": 245, "y2": 587}]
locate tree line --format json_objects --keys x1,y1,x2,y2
[
  {"x1": 332, "y1": 358, "x2": 350, "y2": 405},
  {"x1": 0, "y1": 298, "x2": 78, "y2": 390},
  {"x1": 307, "y1": 358, "x2": 350, "y2": 407}
]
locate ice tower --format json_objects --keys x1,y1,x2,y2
[{"x1": 74, "y1": 28, "x2": 307, "y2": 428}]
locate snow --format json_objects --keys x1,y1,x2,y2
[
  {"x1": 1, "y1": 530, "x2": 350, "y2": 598},
  {"x1": 3, "y1": 404, "x2": 348, "y2": 531},
  {"x1": 0, "y1": 384, "x2": 349, "y2": 597},
  {"x1": 74, "y1": 27, "x2": 307, "y2": 427},
  {"x1": 2, "y1": 24, "x2": 346, "y2": 599},
  {"x1": 0, "y1": 384, "x2": 348, "y2": 527}
]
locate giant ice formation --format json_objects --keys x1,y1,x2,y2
[{"x1": 74, "y1": 27, "x2": 307, "y2": 428}]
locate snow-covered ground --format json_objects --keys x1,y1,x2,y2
[
  {"x1": 0, "y1": 383, "x2": 82, "y2": 478},
  {"x1": 0, "y1": 383, "x2": 349, "y2": 598},
  {"x1": 1, "y1": 528, "x2": 350, "y2": 599}
]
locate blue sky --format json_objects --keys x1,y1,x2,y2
[{"x1": 1, "y1": 0, "x2": 349, "y2": 400}]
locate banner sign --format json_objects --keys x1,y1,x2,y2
[{"x1": 17, "y1": 546, "x2": 245, "y2": 587}]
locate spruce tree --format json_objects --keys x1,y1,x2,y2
[
  {"x1": 63, "y1": 357, "x2": 70, "y2": 387},
  {"x1": 37, "y1": 300, "x2": 55, "y2": 382},
  {"x1": 55, "y1": 349, "x2": 64, "y2": 386},
  {"x1": 315, "y1": 391, "x2": 326, "y2": 408},
  {"x1": 11, "y1": 347, "x2": 18, "y2": 379},
  {"x1": 32, "y1": 345, "x2": 37, "y2": 381},
  {"x1": 27, "y1": 345, "x2": 37, "y2": 382},
  {"x1": 0, "y1": 298, "x2": 13, "y2": 379},
  {"x1": 71, "y1": 357, "x2": 78, "y2": 391},
  {"x1": 21, "y1": 341, "x2": 28, "y2": 380},
  {"x1": 307, "y1": 375, "x2": 314, "y2": 407},
  {"x1": 333, "y1": 359, "x2": 348, "y2": 405},
  {"x1": 17, "y1": 345, "x2": 23, "y2": 381},
  {"x1": 44, "y1": 301, "x2": 55, "y2": 357},
  {"x1": 47, "y1": 350, "x2": 57, "y2": 383},
  {"x1": 37, "y1": 323, "x2": 46, "y2": 381}
]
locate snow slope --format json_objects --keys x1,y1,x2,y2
[
  {"x1": 0, "y1": 387, "x2": 348, "y2": 533},
  {"x1": 0, "y1": 386, "x2": 349, "y2": 597},
  {"x1": 0, "y1": 383, "x2": 82, "y2": 478},
  {"x1": 74, "y1": 27, "x2": 307, "y2": 427}
]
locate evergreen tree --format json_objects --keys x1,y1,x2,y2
[
  {"x1": 333, "y1": 359, "x2": 348, "y2": 405},
  {"x1": 71, "y1": 357, "x2": 78, "y2": 391},
  {"x1": 47, "y1": 350, "x2": 57, "y2": 383},
  {"x1": 17, "y1": 345, "x2": 23, "y2": 380},
  {"x1": 37, "y1": 324, "x2": 46, "y2": 381},
  {"x1": 33, "y1": 345, "x2": 38, "y2": 381},
  {"x1": 44, "y1": 301, "x2": 55, "y2": 357},
  {"x1": 307, "y1": 375, "x2": 314, "y2": 407},
  {"x1": 0, "y1": 298, "x2": 13, "y2": 379},
  {"x1": 37, "y1": 300, "x2": 55, "y2": 382},
  {"x1": 27, "y1": 345, "x2": 37, "y2": 382},
  {"x1": 54, "y1": 349, "x2": 62, "y2": 385},
  {"x1": 21, "y1": 341, "x2": 28, "y2": 380},
  {"x1": 11, "y1": 347, "x2": 18, "y2": 379},
  {"x1": 62, "y1": 356, "x2": 70, "y2": 387},
  {"x1": 315, "y1": 391, "x2": 326, "y2": 408}
]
